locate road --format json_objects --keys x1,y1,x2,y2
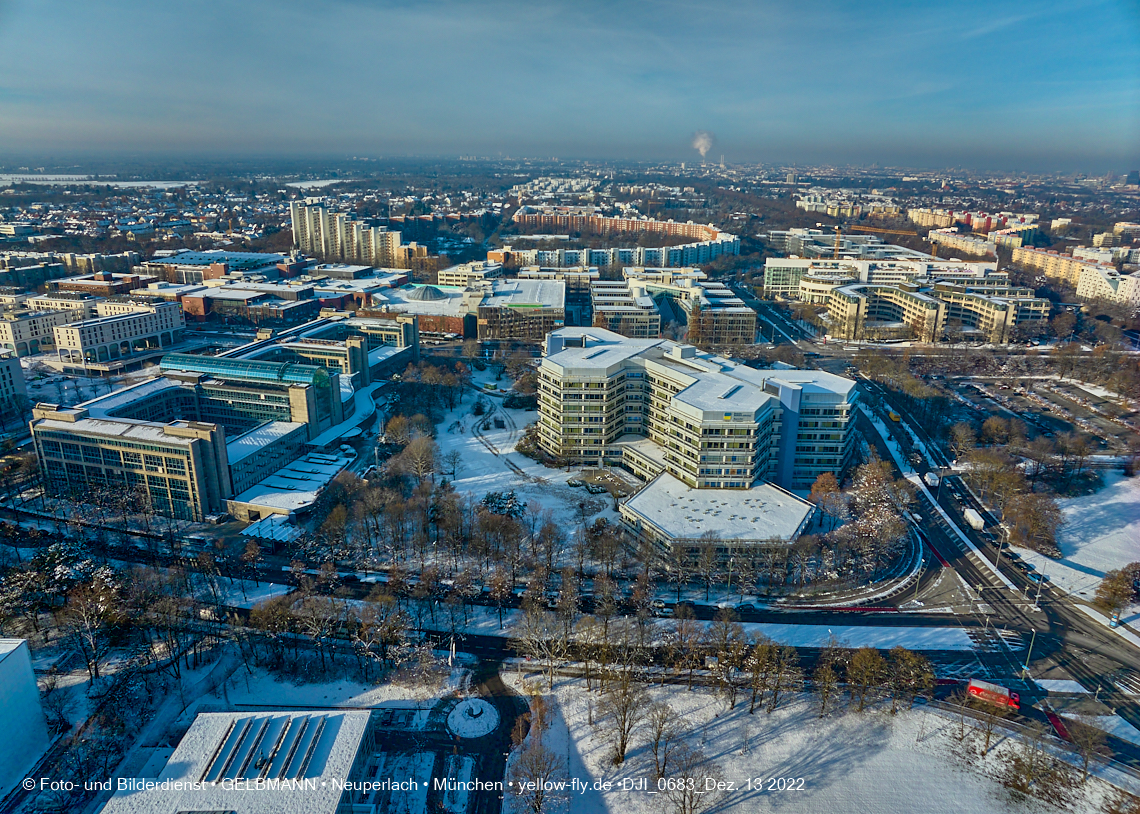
[{"x1": 857, "y1": 377, "x2": 1140, "y2": 745}]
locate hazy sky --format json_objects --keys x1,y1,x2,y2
[{"x1": 0, "y1": 0, "x2": 1137, "y2": 171}]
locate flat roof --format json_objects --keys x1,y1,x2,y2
[
  {"x1": 78, "y1": 376, "x2": 181, "y2": 418},
  {"x1": 483, "y1": 279, "x2": 565, "y2": 310},
  {"x1": 623, "y1": 473, "x2": 813, "y2": 543},
  {"x1": 99, "y1": 710, "x2": 369, "y2": 814},
  {"x1": 144, "y1": 249, "x2": 285, "y2": 268},
  {"x1": 33, "y1": 415, "x2": 201, "y2": 447},
  {"x1": 226, "y1": 421, "x2": 306, "y2": 464},
  {"x1": 229, "y1": 452, "x2": 351, "y2": 513}
]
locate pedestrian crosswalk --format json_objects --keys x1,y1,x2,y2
[{"x1": 966, "y1": 627, "x2": 1025, "y2": 652}]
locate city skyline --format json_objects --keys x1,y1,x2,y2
[{"x1": 0, "y1": 0, "x2": 1136, "y2": 172}]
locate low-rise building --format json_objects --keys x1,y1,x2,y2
[
  {"x1": 99, "y1": 710, "x2": 373, "y2": 814},
  {"x1": 436, "y1": 260, "x2": 504, "y2": 287},
  {"x1": 49, "y1": 271, "x2": 159, "y2": 296}
]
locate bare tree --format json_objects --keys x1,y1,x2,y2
[
  {"x1": 597, "y1": 667, "x2": 649, "y2": 764},
  {"x1": 1065, "y1": 717, "x2": 1109, "y2": 782},
  {"x1": 646, "y1": 701, "x2": 682, "y2": 781},
  {"x1": 847, "y1": 647, "x2": 886, "y2": 712},
  {"x1": 766, "y1": 645, "x2": 800, "y2": 714},
  {"x1": 510, "y1": 739, "x2": 566, "y2": 814},
  {"x1": 664, "y1": 744, "x2": 724, "y2": 814},
  {"x1": 813, "y1": 660, "x2": 839, "y2": 718}
]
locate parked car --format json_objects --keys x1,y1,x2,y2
[{"x1": 566, "y1": 478, "x2": 585, "y2": 487}]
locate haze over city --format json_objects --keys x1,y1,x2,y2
[{"x1": 0, "y1": 0, "x2": 1137, "y2": 170}]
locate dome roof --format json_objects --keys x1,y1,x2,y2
[{"x1": 405, "y1": 285, "x2": 446, "y2": 302}]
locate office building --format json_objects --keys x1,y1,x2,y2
[
  {"x1": 53, "y1": 300, "x2": 185, "y2": 372},
  {"x1": 367, "y1": 279, "x2": 565, "y2": 340},
  {"x1": 593, "y1": 268, "x2": 755, "y2": 344},
  {"x1": 537, "y1": 327, "x2": 856, "y2": 491},
  {"x1": 518, "y1": 265, "x2": 598, "y2": 325},
  {"x1": 1076, "y1": 265, "x2": 1140, "y2": 307},
  {"x1": 590, "y1": 279, "x2": 662, "y2": 338},
  {"x1": 537, "y1": 328, "x2": 853, "y2": 553},
  {"x1": 0, "y1": 309, "x2": 77, "y2": 356},
  {"x1": 49, "y1": 271, "x2": 158, "y2": 296},
  {"x1": 290, "y1": 202, "x2": 427, "y2": 269},
  {"x1": 764, "y1": 229, "x2": 931, "y2": 262},
  {"x1": 32, "y1": 402, "x2": 234, "y2": 520},
  {"x1": 25, "y1": 292, "x2": 102, "y2": 320},
  {"x1": 825, "y1": 275, "x2": 1050, "y2": 344},
  {"x1": 0, "y1": 349, "x2": 28, "y2": 419},
  {"x1": 140, "y1": 249, "x2": 289, "y2": 284},
  {"x1": 762, "y1": 258, "x2": 996, "y2": 299}
]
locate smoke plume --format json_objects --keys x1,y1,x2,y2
[{"x1": 691, "y1": 130, "x2": 715, "y2": 158}]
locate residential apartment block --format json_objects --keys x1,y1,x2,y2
[
  {"x1": 1011, "y1": 245, "x2": 1119, "y2": 290},
  {"x1": 928, "y1": 228, "x2": 996, "y2": 257},
  {"x1": 290, "y1": 202, "x2": 427, "y2": 269}
]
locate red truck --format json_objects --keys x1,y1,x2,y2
[{"x1": 967, "y1": 678, "x2": 1020, "y2": 711}]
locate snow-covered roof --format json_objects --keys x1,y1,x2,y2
[
  {"x1": 33, "y1": 415, "x2": 204, "y2": 447},
  {"x1": 371, "y1": 284, "x2": 468, "y2": 316},
  {"x1": 99, "y1": 710, "x2": 370, "y2": 814},
  {"x1": 228, "y1": 452, "x2": 351, "y2": 514},
  {"x1": 622, "y1": 473, "x2": 814, "y2": 544},
  {"x1": 226, "y1": 421, "x2": 306, "y2": 464}
]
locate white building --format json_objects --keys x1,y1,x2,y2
[
  {"x1": 0, "y1": 309, "x2": 75, "y2": 356},
  {"x1": 0, "y1": 640, "x2": 50, "y2": 796}
]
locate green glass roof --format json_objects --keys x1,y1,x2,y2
[{"x1": 160, "y1": 353, "x2": 328, "y2": 386}]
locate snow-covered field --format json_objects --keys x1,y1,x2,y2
[
  {"x1": 505, "y1": 674, "x2": 1135, "y2": 814},
  {"x1": 1012, "y1": 472, "x2": 1140, "y2": 621}
]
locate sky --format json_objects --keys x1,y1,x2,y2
[{"x1": 0, "y1": 0, "x2": 1137, "y2": 171}]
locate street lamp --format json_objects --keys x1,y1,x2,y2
[{"x1": 1022, "y1": 628, "x2": 1037, "y2": 679}]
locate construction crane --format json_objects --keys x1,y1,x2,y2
[{"x1": 847, "y1": 224, "x2": 918, "y2": 236}]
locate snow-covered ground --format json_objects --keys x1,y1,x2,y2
[
  {"x1": 1012, "y1": 472, "x2": 1140, "y2": 621},
  {"x1": 1087, "y1": 715, "x2": 1140, "y2": 748},
  {"x1": 433, "y1": 382, "x2": 622, "y2": 535},
  {"x1": 505, "y1": 674, "x2": 1135, "y2": 814}
]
